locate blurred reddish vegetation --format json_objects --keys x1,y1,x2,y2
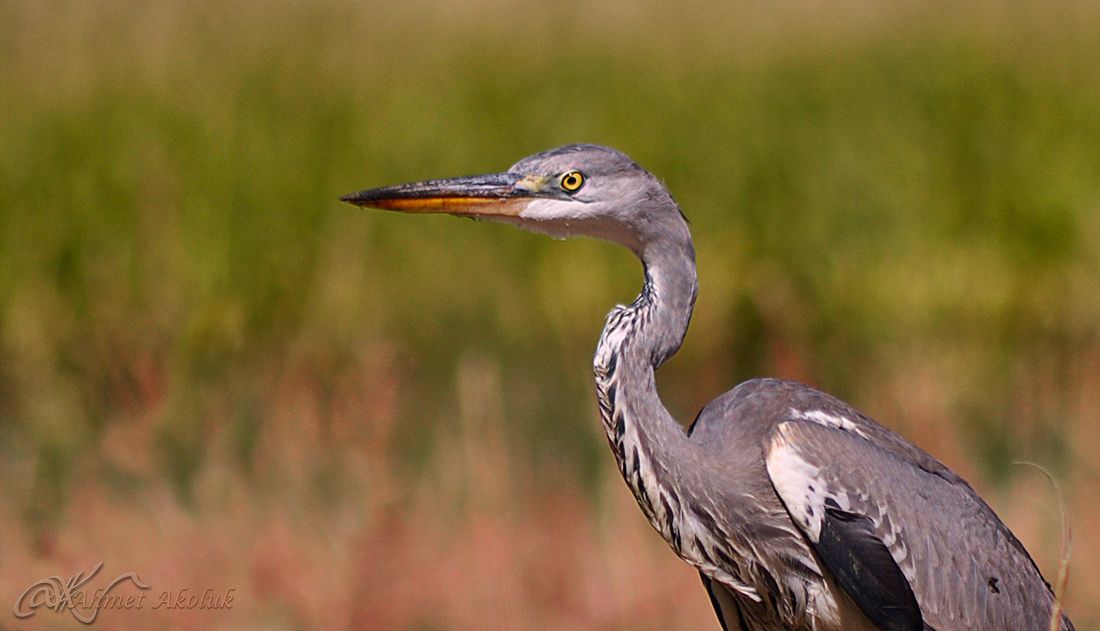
[{"x1": 1, "y1": 0, "x2": 1099, "y2": 629}]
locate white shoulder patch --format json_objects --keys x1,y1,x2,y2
[
  {"x1": 790, "y1": 408, "x2": 861, "y2": 434},
  {"x1": 766, "y1": 422, "x2": 852, "y2": 543}
]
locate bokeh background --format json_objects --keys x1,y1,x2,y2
[{"x1": 1, "y1": 0, "x2": 1099, "y2": 629}]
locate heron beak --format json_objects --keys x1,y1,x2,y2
[{"x1": 341, "y1": 172, "x2": 549, "y2": 217}]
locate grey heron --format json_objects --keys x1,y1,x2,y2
[{"x1": 342, "y1": 144, "x2": 1074, "y2": 631}]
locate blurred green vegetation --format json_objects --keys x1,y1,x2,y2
[{"x1": 1, "y1": 0, "x2": 1099, "y2": 624}]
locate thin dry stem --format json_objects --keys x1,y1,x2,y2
[{"x1": 1013, "y1": 461, "x2": 1072, "y2": 631}]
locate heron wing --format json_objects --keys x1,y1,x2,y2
[
  {"x1": 812, "y1": 499, "x2": 922, "y2": 631},
  {"x1": 765, "y1": 418, "x2": 1069, "y2": 631}
]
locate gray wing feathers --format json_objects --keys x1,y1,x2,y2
[
  {"x1": 766, "y1": 419, "x2": 1069, "y2": 631},
  {"x1": 815, "y1": 501, "x2": 922, "y2": 631}
]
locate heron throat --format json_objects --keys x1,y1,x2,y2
[{"x1": 592, "y1": 246, "x2": 698, "y2": 548}]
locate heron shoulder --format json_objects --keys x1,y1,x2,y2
[
  {"x1": 688, "y1": 378, "x2": 965, "y2": 486},
  {"x1": 687, "y1": 379, "x2": 861, "y2": 457}
]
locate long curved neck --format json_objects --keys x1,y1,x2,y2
[{"x1": 594, "y1": 240, "x2": 698, "y2": 528}]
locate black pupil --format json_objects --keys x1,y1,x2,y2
[{"x1": 565, "y1": 173, "x2": 580, "y2": 188}]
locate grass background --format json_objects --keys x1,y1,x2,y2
[{"x1": 1, "y1": 0, "x2": 1099, "y2": 628}]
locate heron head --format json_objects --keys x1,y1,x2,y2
[{"x1": 341, "y1": 144, "x2": 689, "y2": 258}]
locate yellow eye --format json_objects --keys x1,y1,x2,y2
[{"x1": 560, "y1": 170, "x2": 585, "y2": 192}]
